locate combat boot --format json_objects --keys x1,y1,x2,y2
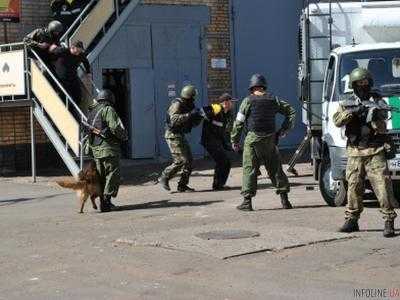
[
  {"x1": 236, "y1": 197, "x2": 253, "y2": 211},
  {"x1": 383, "y1": 220, "x2": 395, "y2": 238},
  {"x1": 99, "y1": 196, "x2": 111, "y2": 213},
  {"x1": 177, "y1": 185, "x2": 195, "y2": 193},
  {"x1": 105, "y1": 196, "x2": 116, "y2": 210},
  {"x1": 280, "y1": 193, "x2": 293, "y2": 209},
  {"x1": 159, "y1": 176, "x2": 171, "y2": 191},
  {"x1": 339, "y1": 219, "x2": 359, "y2": 233}
]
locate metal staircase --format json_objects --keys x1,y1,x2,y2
[
  {"x1": 0, "y1": 0, "x2": 142, "y2": 179},
  {"x1": 61, "y1": 0, "x2": 142, "y2": 63},
  {"x1": 30, "y1": 49, "x2": 87, "y2": 178}
]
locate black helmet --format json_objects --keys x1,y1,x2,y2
[
  {"x1": 48, "y1": 20, "x2": 63, "y2": 37},
  {"x1": 349, "y1": 67, "x2": 373, "y2": 89},
  {"x1": 96, "y1": 89, "x2": 115, "y2": 105},
  {"x1": 249, "y1": 74, "x2": 267, "y2": 90}
]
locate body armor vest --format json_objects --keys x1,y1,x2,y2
[
  {"x1": 247, "y1": 93, "x2": 279, "y2": 134},
  {"x1": 87, "y1": 103, "x2": 107, "y2": 146},
  {"x1": 166, "y1": 98, "x2": 195, "y2": 134}
]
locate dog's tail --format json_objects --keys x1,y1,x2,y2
[{"x1": 56, "y1": 180, "x2": 85, "y2": 190}]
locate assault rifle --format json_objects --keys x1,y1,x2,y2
[
  {"x1": 81, "y1": 121, "x2": 107, "y2": 139},
  {"x1": 361, "y1": 101, "x2": 400, "y2": 123}
]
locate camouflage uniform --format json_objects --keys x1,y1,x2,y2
[
  {"x1": 161, "y1": 98, "x2": 202, "y2": 190},
  {"x1": 87, "y1": 94, "x2": 128, "y2": 204},
  {"x1": 333, "y1": 100, "x2": 397, "y2": 222},
  {"x1": 231, "y1": 94, "x2": 296, "y2": 198}
]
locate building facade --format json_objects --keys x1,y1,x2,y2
[{"x1": 0, "y1": 0, "x2": 306, "y2": 174}]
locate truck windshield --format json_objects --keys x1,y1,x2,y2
[{"x1": 339, "y1": 49, "x2": 400, "y2": 96}]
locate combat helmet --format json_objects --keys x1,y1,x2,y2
[
  {"x1": 47, "y1": 20, "x2": 64, "y2": 37},
  {"x1": 181, "y1": 85, "x2": 197, "y2": 100},
  {"x1": 96, "y1": 89, "x2": 115, "y2": 105},
  {"x1": 249, "y1": 74, "x2": 267, "y2": 90},
  {"x1": 349, "y1": 67, "x2": 373, "y2": 89}
]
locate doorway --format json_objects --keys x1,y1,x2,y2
[{"x1": 102, "y1": 69, "x2": 131, "y2": 158}]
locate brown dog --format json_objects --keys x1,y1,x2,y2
[{"x1": 57, "y1": 161, "x2": 103, "y2": 213}]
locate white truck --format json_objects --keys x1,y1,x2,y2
[{"x1": 299, "y1": 0, "x2": 400, "y2": 206}]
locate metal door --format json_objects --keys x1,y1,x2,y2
[
  {"x1": 152, "y1": 24, "x2": 205, "y2": 158},
  {"x1": 130, "y1": 68, "x2": 156, "y2": 158}
]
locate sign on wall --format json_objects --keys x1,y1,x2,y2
[
  {"x1": 0, "y1": 50, "x2": 25, "y2": 96},
  {"x1": 0, "y1": 0, "x2": 20, "y2": 23}
]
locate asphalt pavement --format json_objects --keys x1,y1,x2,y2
[{"x1": 0, "y1": 163, "x2": 399, "y2": 300}]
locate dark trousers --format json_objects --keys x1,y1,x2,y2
[
  {"x1": 204, "y1": 143, "x2": 231, "y2": 189},
  {"x1": 63, "y1": 79, "x2": 82, "y2": 120},
  {"x1": 64, "y1": 80, "x2": 82, "y2": 106}
]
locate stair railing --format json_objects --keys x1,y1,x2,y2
[{"x1": 29, "y1": 49, "x2": 87, "y2": 171}]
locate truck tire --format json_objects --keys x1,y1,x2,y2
[{"x1": 318, "y1": 156, "x2": 347, "y2": 207}]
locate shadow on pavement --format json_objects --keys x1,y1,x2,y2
[
  {"x1": 0, "y1": 193, "x2": 70, "y2": 207},
  {"x1": 114, "y1": 199, "x2": 224, "y2": 212},
  {"x1": 257, "y1": 204, "x2": 327, "y2": 211}
]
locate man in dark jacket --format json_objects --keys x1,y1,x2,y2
[
  {"x1": 200, "y1": 93, "x2": 236, "y2": 190},
  {"x1": 50, "y1": 40, "x2": 91, "y2": 106}
]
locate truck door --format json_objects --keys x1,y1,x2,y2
[
  {"x1": 322, "y1": 55, "x2": 345, "y2": 147},
  {"x1": 322, "y1": 56, "x2": 336, "y2": 136}
]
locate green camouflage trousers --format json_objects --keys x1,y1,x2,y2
[
  {"x1": 162, "y1": 135, "x2": 193, "y2": 187},
  {"x1": 95, "y1": 156, "x2": 121, "y2": 198},
  {"x1": 345, "y1": 151, "x2": 397, "y2": 221},
  {"x1": 242, "y1": 132, "x2": 290, "y2": 198}
]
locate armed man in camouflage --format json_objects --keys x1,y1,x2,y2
[
  {"x1": 231, "y1": 74, "x2": 296, "y2": 211},
  {"x1": 334, "y1": 67, "x2": 397, "y2": 238},
  {"x1": 159, "y1": 85, "x2": 203, "y2": 193},
  {"x1": 86, "y1": 89, "x2": 128, "y2": 212},
  {"x1": 24, "y1": 21, "x2": 64, "y2": 64}
]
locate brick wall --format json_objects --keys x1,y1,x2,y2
[
  {"x1": 0, "y1": 0, "x2": 51, "y2": 44},
  {"x1": 0, "y1": 0, "x2": 51, "y2": 174},
  {"x1": 142, "y1": 0, "x2": 232, "y2": 100}
]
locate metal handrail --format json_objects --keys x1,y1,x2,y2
[
  {"x1": 30, "y1": 49, "x2": 87, "y2": 123},
  {"x1": 60, "y1": 0, "x2": 98, "y2": 45}
]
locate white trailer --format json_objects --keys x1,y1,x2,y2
[{"x1": 299, "y1": 0, "x2": 400, "y2": 206}]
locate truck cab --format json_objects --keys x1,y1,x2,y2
[
  {"x1": 319, "y1": 43, "x2": 400, "y2": 206},
  {"x1": 299, "y1": 1, "x2": 400, "y2": 206}
]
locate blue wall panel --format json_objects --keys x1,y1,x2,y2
[
  {"x1": 232, "y1": 0, "x2": 304, "y2": 148},
  {"x1": 95, "y1": 5, "x2": 209, "y2": 159}
]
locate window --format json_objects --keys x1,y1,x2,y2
[
  {"x1": 339, "y1": 49, "x2": 400, "y2": 95},
  {"x1": 323, "y1": 56, "x2": 336, "y2": 102}
]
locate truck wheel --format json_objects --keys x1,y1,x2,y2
[{"x1": 318, "y1": 157, "x2": 347, "y2": 207}]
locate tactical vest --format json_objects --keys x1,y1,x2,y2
[
  {"x1": 87, "y1": 103, "x2": 107, "y2": 146},
  {"x1": 166, "y1": 98, "x2": 195, "y2": 134},
  {"x1": 247, "y1": 93, "x2": 279, "y2": 134}
]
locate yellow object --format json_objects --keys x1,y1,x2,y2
[
  {"x1": 211, "y1": 104, "x2": 222, "y2": 115},
  {"x1": 67, "y1": 0, "x2": 75, "y2": 4},
  {"x1": 0, "y1": 0, "x2": 10, "y2": 10}
]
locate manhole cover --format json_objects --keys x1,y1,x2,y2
[{"x1": 195, "y1": 230, "x2": 260, "y2": 240}]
